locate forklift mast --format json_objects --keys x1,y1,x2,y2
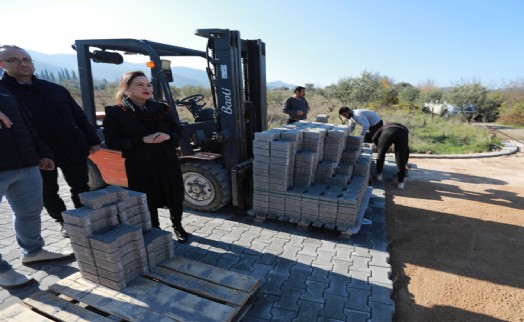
[{"x1": 196, "y1": 29, "x2": 267, "y2": 170}]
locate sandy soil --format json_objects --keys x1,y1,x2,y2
[{"x1": 385, "y1": 134, "x2": 524, "y2": 322}]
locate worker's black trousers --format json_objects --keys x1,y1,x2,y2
[{"x1": 376, "y1": 127, "x2": 409, "y2": 183}]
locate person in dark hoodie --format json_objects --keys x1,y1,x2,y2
[
  {"x1": 0, "y1": 84, "x2": 74, "y2": 289},
  {"x1": 372, "y1": 122, "x2": 410, "y2": 190},
  {"x1": 0, "y1": 45, "x2": 101, "y2": 237}
]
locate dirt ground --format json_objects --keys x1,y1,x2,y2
[{"x1": 386, "y1": 133, "x2": 524, "y2": 321}]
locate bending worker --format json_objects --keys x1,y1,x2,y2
[
  {"x1": 339, "y1": 107, "x2": 383, "y2": 143},
  {"x1": 372, "y1": 122, "x2": 410, "y2": 190}
]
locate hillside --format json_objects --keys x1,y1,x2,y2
[{"x1": 20, "y1": 50, "x2": 295, "y2": 89}]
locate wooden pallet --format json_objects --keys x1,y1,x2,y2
[
  {"x1": 250, "y1": 187, "x2": 373, "y2": 238},
  {"x1": 11, "y1": 257, "x2": 260, "y2": 322}
]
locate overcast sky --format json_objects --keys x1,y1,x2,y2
[{"x1": 2, "y1": 0, "x2": 523, "y2": 88}]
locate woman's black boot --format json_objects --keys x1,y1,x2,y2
[{"x1": 173, "y1": 226, "x2": 189, "y2": 243}]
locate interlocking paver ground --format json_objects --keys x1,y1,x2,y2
[{"x1": 0, "y1": 169, "x2": 394, "y2": 321}]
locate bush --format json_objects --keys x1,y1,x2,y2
[{"x1": 497, "y1": 103, "x2": 524, "y2": 126}]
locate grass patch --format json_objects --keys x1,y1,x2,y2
[{"x1": 378, "y1": 110, "x2": 499, "y2": 154}]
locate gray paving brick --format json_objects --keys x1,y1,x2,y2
[
  {"x1": 293, "y1": 300, "x2": 324, "y2": 322},
  {"x1": 308, "y1": 266, "x2": 332, "y2": 284},
  {"x1": 318, "y1": 293, "x2": 348, "y2": 321},
  {"x1": 215, "y1": 256, "x2": 239, "y2": 270},
  {"x1": 370, "y1": 239, "x2": 389, "y2": 252},
  {"x1": 265, "y1": 237, "x2": 289, "y2": 255},
  {"x1": 347, "y1": 270, "x2": 371, "y2": 290},
  {"x1": 262, "y1": 273, "x2": 288, "y2": 296},
  {"x1": 346, "y1": 288, "x2": 371, "y2": 313},
  {"x1": 274, "y1": 286, "x2": 304, "y2": 312},
  {"x1": 257, "y1": 252, "x2": 278, "y2": 266},
  {"x1": 270, "y1": 308, "x2": 298, "y2": 321},
  {"x1": 369, "y1": 266, "x2": 392, "y2": 288},
  {"x1": 296, "y1": 253, "x2": 317, "y2": 265},
  {"x1": 350, "y1": 254, "x2": 371, "y2": 273},
  {"x1": 343, "y1": 309, "x2": 371, "y2": 322},
  {"x1": 316, "y1": 249, "x2": 335, "y2": 264},
  {"x1": 368, "y1": 300, "x2": 395, "y2": 322},
  {"x1": 369, "y1": 284, "x2": 393, "y2": 304},
  {"x1": 232, "y1": 253, "x2": 259, "y2": 272},
  {"x1": 271, "y1": 258, "x2": 295, "y2": 277},
  {"x1": 300, "y1": 279, "x2": 328, "y2": 303},
  {"x1": 297, "y1": 242, "x2": 320, "y2": 257},
  {"x1": 331, "y1": 259, "x2": 352, "y2": 275},
  {"x1": 352, "y1": 246, "x2": 372, "y2": 258},
  {"x1": 284, "y1": 266, "x2": 311, "y2": 290},
  {"x1": 246, "y1": 293, "x2": 279, "y2": 320},
  {"x1": 280, "y1": 245, "x2": 302, "y2": 260},
  {"x1": 369, "y1": 249, "x2": 390, "y2": 268},
  {"x1": 325, "y1": 275, "x2": 350, "y2": 297}
]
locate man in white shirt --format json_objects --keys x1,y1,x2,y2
[{"x1": 339, "y1": 107, "x2": 383, "y2": 143}]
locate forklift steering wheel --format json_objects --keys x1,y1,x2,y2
[{"x1": 175, "y1": 94, "x2": 205, "y2": 106}]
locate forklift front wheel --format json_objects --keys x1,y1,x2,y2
[{"x1": 181, "y1": 161, "x2": 232, "y2": 212}]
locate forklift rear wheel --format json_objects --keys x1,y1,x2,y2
[{"x1": 181, "y1": 161, "x2": 231, "y2": 212}]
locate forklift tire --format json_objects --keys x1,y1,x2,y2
[
  {"x1": 181, "y1": 161, "x2": 232, "y2": 212},
  {"x1": 87, "y1": 158, "x2": 107, "y2": 190}
]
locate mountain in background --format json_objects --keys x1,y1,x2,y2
[{"x1": 24, "y1": 50, "x2": 296, "y2": 89}]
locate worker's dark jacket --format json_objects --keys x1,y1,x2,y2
[
  {"x1": 103, "y1": 100, "x2": 183, "y2": 160},
  {"x1": 0, "y1": 84, "x2": 53, "y2": 171},
  {"x1": 0, "y1": 73, "x2": 100, "y2": 166}
]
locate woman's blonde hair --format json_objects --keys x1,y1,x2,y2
[{"x1": 115, "y1": 71, "x2": 147, "y2": 104}]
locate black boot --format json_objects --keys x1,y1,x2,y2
[
  {"x1": 173, "y1": 226, "x2": 188, "y2": 243},
  {"x1": 59, "y1": 222, "x2": 70, "y2": 238}
]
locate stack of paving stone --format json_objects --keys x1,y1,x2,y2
[
  {"x1": 62, "y1": 185, "x2": 174, "y2": 290},
  {"x1": 251, "y1": 121, "x2": 371, "y2": 230}
]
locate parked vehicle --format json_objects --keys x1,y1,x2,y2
[{"x1": 423, "y1": 101, "x2": 477, "y2": 119}]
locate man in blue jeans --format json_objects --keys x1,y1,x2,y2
[
  {"x1": 0, "y1": 45, "x2": 101, "y2": 238},
  {"x1": 0, "y1": 84, "x2": 73, "y2": 289}
]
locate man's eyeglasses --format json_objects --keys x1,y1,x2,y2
[{"x1": 1, "y1": 58, "x2": 34, "y2": 65}]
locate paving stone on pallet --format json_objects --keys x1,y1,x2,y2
[
  {"x1": 255, "y1": 129, "x2": 281, "y2": 142},
  {"x1": 97, "y1": 274, "x2": 127, "y2": 290},
  {"x1": 117, "y1": 203, "x2": 148, "y2": 221},
  {"x1": 77, "y1": 260, "x2": 99, "y2": 275},
  {"x1": 62, "y1": 205, "x2": 118, "y2": 227},
  {"x1": 253, "y1": 147, "x2": 271, "y2": 156},
  {"x1": 253, "y1": 140, "x2": 271, "y2": 149},
  {"x1": 88, "y1": 224, "x2": 144, "y2": 253},
  {"x1": 125, "y1": 190, "x2": 148, "y2": 206},
  {"x1": 78, "y1": 188, "x2": 121, "y2": 209},
  {"x1": 103, "y1": 185, "x2": 129, "y2": 198},
  {"x1": 73, "y1": 249, "x2": 96, "y2": 266}
]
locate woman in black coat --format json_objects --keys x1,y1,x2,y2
[{"x1": 103, "y1": 71, "x2": 188, "y2": 242}]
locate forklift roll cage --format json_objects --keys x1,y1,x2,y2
[{"x1": 76, "y1": 29, "x2": 267, "y2": 210}]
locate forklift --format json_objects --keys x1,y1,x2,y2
[{"x1": 75, "y1": 29, "x2": 267, "y2": 212}]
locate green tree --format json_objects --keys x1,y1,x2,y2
[
  {"x1": 398, "y1": 86, "x2": 420, "y2": 110},
  {"x1": 443, "y1": 82, "x2": 500, "y2": 122},
  {"x1": 320, "y1": 71, "x2": 384, "y2": 107},
  {"x1": 416, "y1": 88, "x2": 443, "y2": 110}
]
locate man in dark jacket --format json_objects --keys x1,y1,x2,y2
[
  {"x1": 0, "y1": 45, "x2": 101, "y2": 237},
  {"x1": 372, "y1": 122, "x2": 410, "y2": 190},
  {"x1": 282, "y1": 86, "x2": 309, "y2": 124},
  {"x1": 0, "y1": 84, "x2": 73, "y2": 289}
]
